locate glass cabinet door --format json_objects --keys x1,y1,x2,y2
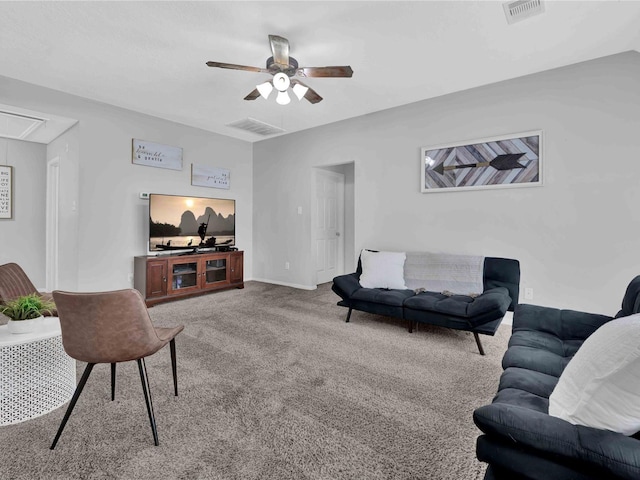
[
  {"x1": 171, "y1": 261, "x2": 198, "y2": 290},
  {"x1": 203, "y1": 258, "x2": 227, "y2": 286}
]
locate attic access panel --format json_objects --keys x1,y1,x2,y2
[{"x1": 0, "y1": 110, "x2": 45, "y2": 140}]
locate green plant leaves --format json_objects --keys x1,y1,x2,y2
[{"x1": 0, "y1": 293, "x2": 56, "y2": 321}]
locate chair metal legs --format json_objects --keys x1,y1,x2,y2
[
  {"x1": 111, "y1": 363, "x2": 116, "y2": 401},
  {"x1": 112, "y1": 341, "x2": 178, "y2": 400},
  {"x1": 137, "y1": 340, "x2": 179, "y2": 445},
  {"x1": 50, "y1": 362, "x2": 95, "y2": 450},
  {"x1": 137, "y1": 358, "x2": 159, "y2": 446},
  {"x1": 51, "y1": 341, "x2": 178, "y2": 449},
  {"x1": 170, "y1": 338, "x2": 178, "y2": 396}
]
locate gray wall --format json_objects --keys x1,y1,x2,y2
[
  {"x1": 0, "y1": 138, "x2": 47, "y2": 288},
  {"x1": 2, "y1": 51, "x2": 638, "y2": 315},
  {"x1": 0, "y1": 77, "x2": 253, "y2": 291},
  {"x1": 253, "y1": 51, "x2": 640, "y2": 315}
]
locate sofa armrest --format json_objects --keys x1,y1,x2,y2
[
  {"x1": 474, "y1": 403, "x2": 640, "y2": 480},
  {"x1": 484, "y1": 257, "x2": 520, "y2": 312},
  {"x1": 512, "y1": 304, "x2": 613, "y2": 341},
  {"x1": 332, "y1": 273, "x2": 362, "y2": 300},
  {"x1": 468, "y1": 287, "x2": 511, "y2": 318}
]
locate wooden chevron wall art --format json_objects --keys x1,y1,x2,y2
[{"x1": 421, "y1": 130, "x2": 542, "y2": 193}]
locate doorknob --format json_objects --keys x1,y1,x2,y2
[{"x1": 336, "y1": 232, "x2": 341, "y2": 236}]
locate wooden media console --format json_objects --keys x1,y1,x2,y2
[{"x1": 134, "y1": 250, "x2": 243, "y2": 306}]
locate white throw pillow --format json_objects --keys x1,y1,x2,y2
[
  {"x1": 548, "y1": 313, "x2": 640, "y2": 435},
  {"x1": 359, "y1": 250, "x2": 407, "y2": 289}
]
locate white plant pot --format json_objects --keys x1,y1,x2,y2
[{"x1": 7, "y1": 316, "x2": 43, "y2": 334}]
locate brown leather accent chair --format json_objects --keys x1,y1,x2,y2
[
  {"x1": 0, "y1": 262, "x2": 57, "y2": 315},
  {"x1": 50, "y1": 288, "x2": 184, "y2": 449}
]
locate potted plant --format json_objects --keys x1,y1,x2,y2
[{"x1": 0, "y1": 293, "x2": 56, "y2": 334}]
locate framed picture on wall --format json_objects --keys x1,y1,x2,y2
[
  {"x1": 132, "y1": 139, "x2": 183, "y2": 171},
  {"x1": 0, "y1": 165, "x2": 13, "y2": 219},
  {"x1": 421, "y1": 130, "x2": 542, "y2": 193},
  {"x1": 191, "y1": 164, "x2": 230, "y2": 189}
]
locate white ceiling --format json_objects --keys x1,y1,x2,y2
[{"x1": 1, "y1": 1, "x2": 639, "y2": 143}]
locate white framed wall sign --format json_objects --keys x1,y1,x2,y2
[
  {"x1": 191, "y1": 164, "x2": 230, "y2": 189},
  {"x1": 132, "y1": 139, "x2": 183, "y2": 171},
  {"x1": 0, "y1": 165, "x2": 13, "y2": 219}
]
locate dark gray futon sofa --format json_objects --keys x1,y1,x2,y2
[
  {"x1": 332, "y1": 253, "x2": 520, "y2": 355},
  {"x1": 474, "y1": 276, "x2": 640, "y2": 480}
]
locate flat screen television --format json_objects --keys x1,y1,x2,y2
[{"x1": 148, "y1": 193, "x2": 235, "y2": 252}]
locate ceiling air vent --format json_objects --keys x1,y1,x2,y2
[
  {"x1": 503, "y1": 0, "x2": 545, "y2": 24},
  {"x1": 0, "y1": 110, "x2": 46, "y2": 140},
  {"x1": 226, "y1": 118, "x2": 285, "y2": 137}
]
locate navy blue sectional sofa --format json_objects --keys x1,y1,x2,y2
[
  {"x1": 474, "y1": 276, "x2": 640, "y2": 480},
  {"x1": 331, "y1": 255, "x2": 520, "y2": 355}
]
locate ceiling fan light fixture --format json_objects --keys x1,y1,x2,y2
[
  {"x1": 207, "y1": 35, "x2": 351, "y2": 106},
  {"x1": 256, "y1": 81, "x2": 273, "y2": 99},
  {"x1": 276, "y1": 90, "x2": 291, "y2": 105},
  {"x1": 273, "y1": 72, "x2": 291, "y2": 92},
  {"x1": 292, "y1": 83, "x2": 309, "y2": 101}
]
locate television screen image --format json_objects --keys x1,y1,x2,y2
[{"x1": 149, "y1": 193, "x2": 235, "y2": 252}]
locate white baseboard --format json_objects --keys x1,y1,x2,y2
[
  {"x1": 249, "y1": 278, "x2": 317, "y2": 291},
  {"x1": 502, "y1": 311, "x2": 514, "y2": 326}
]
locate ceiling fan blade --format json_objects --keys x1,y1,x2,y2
[
  {"x1": 296, "y1": 66, "x2": 354, "y2": 78},
  {"x1": 302, "y1": 87, "x2": 323, "y2": 104},
  {"x1": 206, "y1": 61, "x2": 268, "y2": 74},
  {"x1": 244, "y1": 88, "x2": 261, "y2": 101},
  {"x1": 269, "y1": 35, "x2": 290, "y2": 67},
  {"x1": 291, "y1": 79, "x2": 323, "y2": 104}
]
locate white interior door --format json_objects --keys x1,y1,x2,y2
[
  {"x1": 46, "y1": 157, "x2": 60, "y2": 291},
  {"x1": 315, "y1": 170, "x2": 344, "y2": 284}
]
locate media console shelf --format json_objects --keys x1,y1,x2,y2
[{"x1": 134, "y1": 250, "x2": 244, "y2": 306}]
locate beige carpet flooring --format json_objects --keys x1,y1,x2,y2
[{"x1": 0, "y1": 281, "x2": 510, "y2": 479}]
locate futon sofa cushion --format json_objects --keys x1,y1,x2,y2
[
  {"x1": 332, "y1": 273, "x2": 361, "y2": 299},
  {"x1": 496, "y1": 367, "x2": 557, "y2": 400},
  {"x1": 502, "y1": 340, "x2": 572, "y2": 378},
  {"x1": 403, "y1": 287, "x2": 511, "y2": 321},
  {"x1": 501, "y1": 304, "x2": 611, "y2": 378},
  {"x1": 351, "y1": 287, "x2": 415, "y2": 306},
  {"x1": 475, "y1": 403, "x2": 640, "y2": 480},
  {"x1": 474, "y1": 275, "x2": 640, "y2": 480}
]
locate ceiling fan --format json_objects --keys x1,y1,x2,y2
[{"x1": 206, "y1": 35, "x2": 353, "y2": 105}]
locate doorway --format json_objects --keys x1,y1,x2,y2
[{"x1": 313, "y1": 163, "x2": 355, "y2": 285}]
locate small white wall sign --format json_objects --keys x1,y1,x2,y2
[
  {"x1": 0, "y1": 165, "x2": 13, "y2": 219},
  {"x1": 191, "y1": 164, "x2": 230, "y2": 189},
  {"x1": 132, "y1": 139, "x2": 183, "y2": 171}
]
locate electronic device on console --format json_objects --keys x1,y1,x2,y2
[{"x1": 148, "y1": 193, "x2": 235, "y2": 255}]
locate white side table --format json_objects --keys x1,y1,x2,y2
[{"x1": 0, "y1": 317, "x2": 76, "y2": 425}]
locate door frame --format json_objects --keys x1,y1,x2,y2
[
  {"x1": 46, "y1": 157, "x2": 60, "y2": 291},
  {"x1": 312, "y1": 167, "x2": 345, "y2": 285}
]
